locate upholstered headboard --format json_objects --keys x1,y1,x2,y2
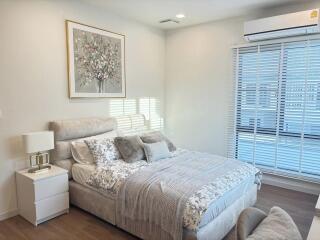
[{"x1": 48, "y1": 117, "x2": 117, "y2": 178}]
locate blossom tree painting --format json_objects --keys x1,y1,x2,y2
[{"x1": 67, "y1": 21, "x2": 125, "y2": 98}]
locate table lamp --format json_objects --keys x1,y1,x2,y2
[{"x1": 22, "y1": 131, "x2": 54, "y2": 173}]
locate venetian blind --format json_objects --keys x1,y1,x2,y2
[{"x1": 230, "y1": 39, "x2": 320, "y2": 181}]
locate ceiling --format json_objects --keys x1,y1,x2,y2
[{"x1": 81, "y1": 0, "x2": 306, "y2": 29}]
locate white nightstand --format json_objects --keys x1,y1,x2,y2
[{"x1": 16, "y1": 164, "x2": 69, "y2": 226}]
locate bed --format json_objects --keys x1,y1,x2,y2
[{"x1": 49, "y1": 115, "x2": 260, "y2": 240}]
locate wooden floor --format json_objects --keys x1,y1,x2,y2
[{"x1": 0, "y1": 184, "x2": 317, "y2": 240}]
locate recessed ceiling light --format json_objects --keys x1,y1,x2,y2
[{"x1": 176, "y1": 14, "x2": 185, "y2": 19}]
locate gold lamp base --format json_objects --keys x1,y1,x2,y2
[
  {"x1": 28, "y1": 164, "x2": 51, "y2": 174},
  {"x1": 28, "y1": 152, "x2": 51, "y2": 174}
]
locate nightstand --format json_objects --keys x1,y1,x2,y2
[{"x1": 16, "y1": 164, "x2": 69, "y2": 226}]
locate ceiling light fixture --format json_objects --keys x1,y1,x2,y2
[{"x1": 176, "y1": 14, "x2": 185, "y2": 19}]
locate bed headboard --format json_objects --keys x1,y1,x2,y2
[{"x1": 48, "y1": 117, "x2": 117, "y2": 177}]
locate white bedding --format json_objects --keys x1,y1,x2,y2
[
  {"x1": 72, "y1": 163, "x2": 117, "y2": 199},
  {"x1": 72, "y1": 163, "x2": 96, "y2": 186}
]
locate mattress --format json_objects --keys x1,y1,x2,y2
[
  {"x1": 197, "y1": 175, "x2": 254, "y2": 229},
  {"x1": 72, "y1": 163, "x2": 116, "y2": 199}
]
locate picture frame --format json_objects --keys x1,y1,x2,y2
[{"x1": 66, "y1": 20, "x2": 126, "y2": 98}]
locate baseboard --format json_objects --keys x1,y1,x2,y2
[
  {"x1": 262, "y1": 173, "x2": 320, "y2": 195},
  {"x1": 0, "y1": 209, "x2": 18, "y2": 221}
]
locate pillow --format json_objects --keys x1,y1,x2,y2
[
  {"x1": 70, "y1": 130, "x2": 119, "y2": 164},
  {"x1": 143, "y1": 141, "x2": 170, "y2": 162},
  {"x1": 140, "y1": 131, "x2": 176, "y2": 152},
  {"x1": 247, "y1": 206, "x2": 302, "y2": 240},
  {"x1": 85, "y1": 138, "x2": 121, "y2": 166},
  {"x1": 71, "y1": 142, "x2": 94, "y2": 164},
  {"x1": 114, "y1": 136, "x2": 145, "y2": 163}
]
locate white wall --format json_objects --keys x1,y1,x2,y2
[
  {"x1": 165, "y1": 1, "x2": 320, "y2": 156},
  {"x1": 165, "y1": 17, "x2": 244, "y2": 156},
  {"x1": 0, "y1": 0, "x2": 165, "y2": 218}
]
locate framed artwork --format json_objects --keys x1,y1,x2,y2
[{"x1": 66, "y1": 20, "x2": 126, "y2": 98}]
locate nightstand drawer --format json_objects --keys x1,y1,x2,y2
[
  {"x1": 34, "y1": 174, "x2": 68, "y2": 201},
  {"x1": 35, "y1": 192, "x2": 69, "y2": 221}
]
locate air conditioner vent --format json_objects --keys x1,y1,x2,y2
[{"x1": 159, "y1": 19, "x2": 179, "y2": 24}]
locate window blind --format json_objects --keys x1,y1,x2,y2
[{"x1": 230, "y1": 39, "x2": 320, "y2": 181}]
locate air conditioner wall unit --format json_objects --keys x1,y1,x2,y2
[{"x1": 244, "y1": 9, "x2": 320, "y2": 42}]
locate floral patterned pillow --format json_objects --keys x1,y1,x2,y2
[{"x1": 85, "y1": 138, "x2": 121, "y2": 166}]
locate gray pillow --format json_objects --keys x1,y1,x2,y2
[
  {"x1": 247, "y1": 206, "x2": 302, "y2": 240},
  {"x1": 140, "y1": 131, "x2": 176, "y2": 152},
  {"x1": 114, "y1": 136, "x2": 145, "y2": 163},
  {"x1": 143, "y1": 141, "x2": 171, "y2": 162}
]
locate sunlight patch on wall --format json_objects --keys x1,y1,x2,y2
[{"x1": 109, "y1": 97, "x2": 164, "y2": 134}]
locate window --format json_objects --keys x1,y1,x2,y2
[{"x1": 231, "y1": 39, "x2": 320, "y2": 181}]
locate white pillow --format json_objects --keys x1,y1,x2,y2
[
  {"x1": 143, "y1": 141, "x2": 171, "y2": 162},
  {"x1": 85, "y1": 138, "x2": 121, "y2": 166},
  {"x1": 70, "y1": 130, "x2": 119, "y2": 164}
]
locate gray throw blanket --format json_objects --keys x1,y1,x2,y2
[{"x1": 116, "y1": 151, "x2": 259, "y2": 240}]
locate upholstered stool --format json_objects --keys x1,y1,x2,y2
[{"x1": 236, "y1": 206, "x2": 302, "y2": 240}]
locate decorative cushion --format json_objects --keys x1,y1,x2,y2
[
  {"x1": 114, "y1": 136, "x2": 145, "y2": 163},
  {"x1": 70, "y1": 130, "x2": 119, "y2": 164},
  {"x1": 143, "y1": 141, "x2": 171, "y2": 162},
  {"x1": 85, "y1": 138, "x2": 121, "y2": 166},
  {"x1": 140, "y1": 131, "x2": 176, "y2": 152},
  {"x1": 247, "y1": 206, "x2": 302, "y2": 240}
]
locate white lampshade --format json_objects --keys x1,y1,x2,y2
[{"x1": 22, "y1": 131, "x2": 54, "y2": 153}]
